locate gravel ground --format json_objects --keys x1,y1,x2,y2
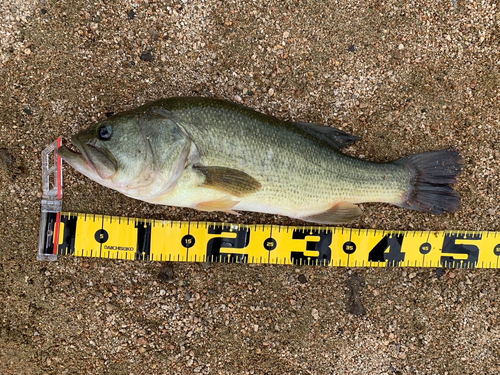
[{"x1": 1, "y1": 1, "x2": 499, "y2": 374}]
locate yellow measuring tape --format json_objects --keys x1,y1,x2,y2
[
  {"x1": 37, "y1": 138, "x2": 500, "y2": 268},
  {"x1": 37, "y1": 211, "x2": 500, "y2": 268}
]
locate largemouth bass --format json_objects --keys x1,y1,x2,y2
[{"x1": 58, "y1": 97, "x2": 462, "y2": 224}]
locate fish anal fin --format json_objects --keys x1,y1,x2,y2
[
  {"x1": 195, "y1": 199, "x2": 240, "y2": 215},
  {"x1": 302, "y1": 202, "x2": 363, "y2": 224},
  {"x1": 194, "y1": 166, "x2": 262, "y2": 197}
]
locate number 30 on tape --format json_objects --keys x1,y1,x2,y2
[{"x1": 39, "y1": 212, "x2": 500, "y2": 268}]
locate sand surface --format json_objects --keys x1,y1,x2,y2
[{"x1": 1, "y1": 1, "x2": 499, "y2": 374}]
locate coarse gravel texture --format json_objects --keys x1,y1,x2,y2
[{"x1": 1, "y1": 0, "x2": 499, "y2": 374}]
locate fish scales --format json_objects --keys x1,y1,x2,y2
[
  {"x1": 58, "y1": 97, "x2": 462, "y2": 224},
  {"x1": 150, "y1": 98, "x2": 409, "y2": 214}
]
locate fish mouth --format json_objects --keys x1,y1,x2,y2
[{"x1": 58, "y1": 136, "x2": 117, "y2": 180}]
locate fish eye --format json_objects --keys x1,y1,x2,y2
[{"x1": 97, "y1": 124, "x2": 113, "y2": 141}]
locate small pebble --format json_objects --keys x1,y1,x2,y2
[
  {"x1": 298, "y1": 274, "x2": 308, "y2": 284},
  {"x1": 140, "y1": 51, "x2": 153, "y2": 62},
  {"x1": 311, "y1": 308, "x2": 319, "y2": 320}
]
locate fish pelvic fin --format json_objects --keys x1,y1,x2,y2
[
  {"x1": 395, "y1": 150, "x2": 463, "y2": 214},
  {"x1": 195, "y1": 198, "x2": 240, "y2": 215},
  {"x1": 301, "y1": 202, "x2": 363, "y2": 224},
  {"x1": 194, "y1": 166, "x2": 262, "y2": 197}
]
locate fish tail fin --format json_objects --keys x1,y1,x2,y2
[{"x1": 395, "y1": 150, "x2": 463, "y2": 214}]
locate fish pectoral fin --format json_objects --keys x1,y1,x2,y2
[
  {"x1": 194, "y1": 166, "x2": 262, "y2": 197},
  {"x1": 195, "y1": 199, "x2": 240, "y2": 215},
  {"x1": 293, "y1": 122, "x2": 360, "y2": 150},
  {"x1": 302, "y1": 202, "x2": 363, "y2": 224}
]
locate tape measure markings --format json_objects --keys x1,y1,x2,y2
[{"x1": 36, "y1": 211, "x2": 500, "y2": 268}]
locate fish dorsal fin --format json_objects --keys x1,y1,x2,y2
[
  {"x1": 302, "y1": 202, "x2": 363, "y2": 224},
  {"x1": 292, "y1": 122, "x2": 360, "y2": 150},
  {"x1": 194, "y1": 166, "x2": 262, "y2": 197},
  {"x1": 149, "y1": 106, "x2": 175, "y2": 120}
]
